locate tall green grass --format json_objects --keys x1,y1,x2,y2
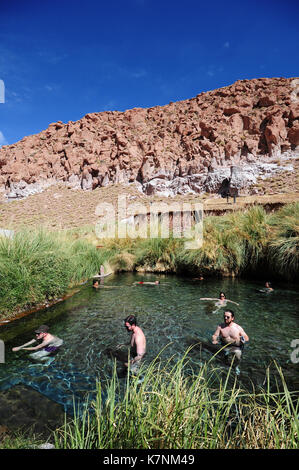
[
  {"x1": 0, "y1": 203, "x2": 297, "y2": 317},
  {"x1": 64, "y1": 203, "x2": 298, "y2": 280},
  {"x1": 175, "y1": 205, "x2": 270, "y2": 277},
  {"x1": 0, "y1": 229, "x2": 106, "y2": 317},
  {"x1": 99, "y1": 203, "x2": 298, "y2": 280},
  {"x1": 267, "y1": 202, "x2": 299, "y2": 279},
  {"x1": 55, "y1": 353, "x2": 298, "y2": 449}
]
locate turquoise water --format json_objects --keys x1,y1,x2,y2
[{"x1": 0, "y1": 273, "x2": 298, "y2": 416}]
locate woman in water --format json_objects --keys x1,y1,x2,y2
[
  {"x1": 258, "y1": 281, "x2": 274, "y2": 293},
  {"x1": 200, "y1": 292, "x2": 239, "y2": 307}
]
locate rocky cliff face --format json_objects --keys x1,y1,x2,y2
[{"x1": 1, "y1": 77, "x2": 298, "y2": 200}]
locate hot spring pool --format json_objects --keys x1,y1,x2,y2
[{"x1": 0, "y1": 273, "x2": 298, "y2": 417}]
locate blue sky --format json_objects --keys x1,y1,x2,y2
[{"x1": 0, "y1": 0, "x2": 298, "y2": 146}]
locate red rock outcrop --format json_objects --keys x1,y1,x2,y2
[{"x1": 0, "y1": 77, "x2": 298, "y2": 199}]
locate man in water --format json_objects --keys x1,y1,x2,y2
[
  {"x1": 123, "y1": 315, "x2": 146, "y2": 370},
  {"x1": 12, "y1": 325, "x2": 63, "y2": 360},
  {"x1": 192, "y1": 275, "x2": 204, "y2": 281},
  {"x1": 93, "y1": 279, "x2": 119, "y2": 289},
  {"x1": 133, "y1": 280, "x2": 160, "y2": 286},
  {"x1": 265, "y1": 281, "x2": 274, "y2": 292},
  {"x1": 212, "y1": 310, "x2": 249, "y2": 371}
]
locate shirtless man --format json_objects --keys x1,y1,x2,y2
[
  {"x1": 92, "y1": 279, "x2": 118, "y2": 289},
  {"x1": 212, "y1": 310, "x2": 249, "y2": 364},
  {"x1": 12, "y1": 325, "x2": 63, "y2": 360},
  {"x1": 133, "y1": 280, "x2": 160, "y2": 286},
  {"x1": 123, "y1": 315, "x2": 146, "y2": 369},
  {"x1": 264, "y1": 281, "x2": 274, "y2": 292}
]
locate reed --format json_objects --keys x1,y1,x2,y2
[
  {"x1": 62, "y1": 203, "x2": 298, "y2": 280},
  {"x1": 0, "y1": 228, "x2": 104, "y2": 317},
  {"x1": 1, "y1": 203, "x2": 297, "y2": 318},
  {"x1": 175, "y1": 206, "x2": 269, "y2": 277},
  {"x1": 267, "y1": 202, "x2": 299, "y2": 279},
  {"x1": 55, "y1": 354, "x2": 298, "y2": 449}
]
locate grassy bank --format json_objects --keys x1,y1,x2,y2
[
  {"x1": 0, "y1": 203, "x2": 298, "y2": 319},
  {"x1": 89, "y1": 202, "x2": 299, "y2": 280},
  {"x1": 0, "y1": 229, "x2": 106, "y2": 318},
  {"x1": 55, "y1": 354, "x2": 298, "y2": 449}
]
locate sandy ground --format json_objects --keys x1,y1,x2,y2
[{"x1": 0, "y1": 162, "x2": 298, "y2": 232}]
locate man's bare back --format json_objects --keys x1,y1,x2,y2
[{"x1": 130, "y1": 326, "x2": 146, "y2": 359}]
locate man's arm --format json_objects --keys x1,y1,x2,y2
[
  {"x1": 212, "y1": 325, "x2": 221, "y2": 344},
  {"x1": 12, "y1": 339, "x2": 36, "y2": 352},
  {"x1": 239, "y1": 327, "x2": 249, "y2": 342},
  {"x1": 22, "y1": 337, "x2": 52, "y2": 351},
  {"x1": 227, "y1": 299, "x2": 240, "y2": 306}
]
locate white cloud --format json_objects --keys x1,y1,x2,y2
[
  {"x1": 130, "y1": 69, "x2": 147, "y2": 79},
  {"x1": 0, "y1": 131, "x2": 8, "y2": 147},
  {"x1": 100, "y1": 100, "x2": 117, "y2": 111}
]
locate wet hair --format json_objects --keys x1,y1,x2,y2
[
  {"x1": 93, "y1": 279, "x2": 99, "y2": 286},
  {"x1": 265, "y1": 281, "x2": 272, "y2": 287},
  {"x1": 124, "y1": 314, "x2": 137, "y2": 326},
  {"x1": 219, "y1": 292, "x2": 226, "y2": 298},
  {"x1": 224, "y1": 309, "x2": 235, "y2": 318}
]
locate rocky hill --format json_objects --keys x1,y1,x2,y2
[{"x1": 1, "y1": 77, "x2": 298, "y2": 200}]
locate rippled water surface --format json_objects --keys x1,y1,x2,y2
[{"x1": 0, "y1": 274, "x2": 298, "y2": 415}]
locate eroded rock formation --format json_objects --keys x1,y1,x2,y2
[{"x1": 0, "y1": 77, "x2": 298, "y2": 199}]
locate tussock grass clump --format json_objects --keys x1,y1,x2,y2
[
  {"x1": 110, "y1": 252, "x2": 136, "y2": 272},
  {"x1": 0, "y1": 229, "x2": 104, "y2": 317},
  {"x1": 176, "y1": 206, "x2": 271, "y2": 277},
  {"x1": 267, "y1": 202, "x2": 299, "y2": 279},
  {"x1": 83, "y1": 203, "x2": 298, "y2": 280},
  {"x1": 55, "y1": 354, "x2": 298, "y2": 449},
  {"x1": 1, "y1": 203, "x2": 297, "y2": 317},
  {"x1": 134, "y1": 237, "x2": 184, "y2": 272}
]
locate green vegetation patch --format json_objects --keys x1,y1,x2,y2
[{"x1": 0, "y1": 229, "x2": 106, "y2": 318}]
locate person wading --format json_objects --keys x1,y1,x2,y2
[
  {"x1": 122, "y1": 315, "x2": 146, "y2": 370},
  {"x1": 212, "y1": 310, "x2": 249, "y2": 374}
]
